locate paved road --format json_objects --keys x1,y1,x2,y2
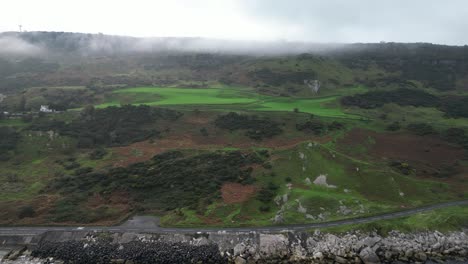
[{"x1": 0, "y1": 200, "x2": 467, "y2": 235}]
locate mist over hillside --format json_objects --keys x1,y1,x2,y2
[
  {"x1": 2, "y1": 31, "x2": 467, "y2": 58},
  {"x1": 0, "y1": 31, "x2": 348, "y2": 56},
  {"x1": 0, "y1": 31, "x2": 467, "y2": 96}
]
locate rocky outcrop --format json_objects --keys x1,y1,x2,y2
[
  {"x1": 2, "y1": 229, "x2": 468, "y2": 263},
  {"x1": 313, "y1": 174, "x2": 337, "y2": 188}
]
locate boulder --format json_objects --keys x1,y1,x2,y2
[
  {"x1": 415, "y1": 252, "x2": 427, "y2": 262},
  {"x1": 235, "y1": 256, "x2": 247, "y2": 264},
  {"x1": 259, "y1": 234, "x2": 288, "y2": 258},
  {"x1": 233, "y1": 243, "x2": 246, "y2": 256},
  {"x1": 335, "y1": 255, "x2": 349, "y2": 263},
  {"x1": 313, "y1": 174, "x2": 337, "y2": 188},
  {"x1": 313, "y1": 251, "x2": 324, "y2": 261},
  {"x1": 359, "y1": 247, "x2": 380, "y2": 264}
]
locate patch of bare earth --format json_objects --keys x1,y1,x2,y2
[{"x1": 221, "y1": 183, "x2": 257, "y2": 204}]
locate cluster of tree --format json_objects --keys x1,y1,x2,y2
[
  {"x1": 214, "y1": 112, "x2": 283, "y2": 140},
  {"x1": 386, "y1": 121, "x2": 401, "y2": 131},
  {"x1": 443, "y1": 128, "x2": 468, "y2": 149},
  {"x1": 1, "y1": 88, "x2": 98, "y2": 112},
  {"x1": 334, "y1": 43, "x2": 468, "y2": 91},
  {"x1": 405, "y1": 123, "x2": 468, "y2": 150},
  {"x1": 89, "y1": 148, "x2": 108, "y2": 160},
  {"x1": 0, "y1": 58, "x2": 60, "y2": 94},
  {"x1": 55, "y1": 157, "x2": 81, "y2": 171},
  {"x1": 142, "y1": 53, "x2": 241, "y2": 71},
  {"x1": 17, "y1": 205, "x2": 36, "y2": 219},
  {"x1": 406, "y1": 123, "x2": 436, "y2": 136},
  {"x1": 257, "y1": 182, "x2": 279, "y2": 212},
  {"x1": 0, "y1": 58, "x2": 58, "y2": 77},
  {"x1": 341, "y1": 88, "x2": 440, "y2": 109},
  {"x1": 42, "y1": 89, "x2": 96, "y2": 111},
  {"x1": 47, "y1": 150, "x2": 264, "y2": 220},
  {"x1": 358, "y1": 77, "x2": 418, "y2": 90},
  {"x1": 440, "y1": 97, "x2": 468, "y2": 118},
  {"x1": 30, "y1": 105, "x2": 182, "y2": 147},
  {"x1": 48, "y1": 193, "x2": 97, "y2": 223},
  {"x1": 342, "y1": 88, "x2": 468, "y2": 119},
  {"x1": 296, "y1": 119, "x2": 344, "y2": 135},
  {"x1": 248, "y1": 68, "x2": 316, "y2": 86},
  {"x1": 0, "y1": 127, "x2": 20, "y2": 160}
]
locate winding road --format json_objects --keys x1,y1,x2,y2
[{"x1": 0, "y1": 200, "x2": 467, "y2": 235}]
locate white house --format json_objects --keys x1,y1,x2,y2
[{"x1": 40, "y1": 105, "x2": 54, "y2": 113}]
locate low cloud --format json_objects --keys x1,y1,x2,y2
[
  {"x1": 87, "y1": 36, "x2": 345, "y2": 55},
  {"x1": 0, "y1": 36, "x2": 44, "y2": 56}
]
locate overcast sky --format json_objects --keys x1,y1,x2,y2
[{"x1": 1, "y1": 0, "x2": 467, "y2": 45}]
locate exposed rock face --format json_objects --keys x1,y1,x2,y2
[
  {"x1": 259, "y1": 234, "x2": 288, "y2": 258},
  {"x1": 2, "y1": 229, "x2": 468, "y2": 263},
  {"x1": 313, "y1": 174, "x2": 337, "y2": 188}
]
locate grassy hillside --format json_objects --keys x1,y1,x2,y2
[
  {"x1": 0, "y1": 32, "x2": 467, "y2": 232},
  {"x1": 0, "y1": 98, "x2": 466, "y2": 230}
]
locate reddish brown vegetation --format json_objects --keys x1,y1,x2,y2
[
  {"x1": 339, "y1": 128, "x2": 466, "y2": 178},
  {"x1": 340, "y1": 129, "x2": 464, "y2": 165},
  {"x1": 221, "y1": 183, "x2": 257, "y2": 204},
  {"x1": 110, "y1": 133, "x2": 325, "y2": 167}
]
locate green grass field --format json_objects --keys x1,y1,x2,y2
[
  {"x1": 0, "y1": 119, "x2": 28, "y2": 127},
  {"x1": 113, "y1": 87, "x2": 258, "y2": 105},
  {"x1": 320, "y1": 205, "x2": 468, "y2": 234},
  {"x1": 98, "y1": 86, "x2": 360, "y2": 119},
  {"x1": 254, "y1": 96, "x2": 355, "y2": 118}
]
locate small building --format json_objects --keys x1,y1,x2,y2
[{"x1": 40, "y1": 105, "x2": 54, "y2": 113}]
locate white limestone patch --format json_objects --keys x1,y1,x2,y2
[
  {"x1": 299, "y1": 152, "x2": 305, "y2": 160},
  {"x1": 296, "y1": 199, "x2": 307, "y2": 214},
  {"x1": 313, "y1": 174, "x2": 337, "y2": 188}
]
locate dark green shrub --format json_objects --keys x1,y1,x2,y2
[
  {"x1": 341, "y1": 88, "x2": 440, "y2": 109},
  {"x1": 215, "y1": 112, "x2": 282, "y2": 140},
  {"x1": 259, "y1": 205, "x2": 270, "y2": 212},
  {"x1": 0, "y1": 127, "x2": 20, "y2": 160},
  {"x1": 296, "y1": 120, "x2": 326, "y2": 135},
  {"x1": 89, "y1": 148, "x2": 107, "y2": 160},
  {"x1": 200, "y1": 127, "x2": 209, "y2": 137},
  {"x1": 386, "y1": 122, "x2": 401, "y2": 131},
  {"x1": 407, "y1": 123, "x2": 435, "y2": 136},
  {"x1": 18, "y1": 205, "x2": 35, "y2": 219}
]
